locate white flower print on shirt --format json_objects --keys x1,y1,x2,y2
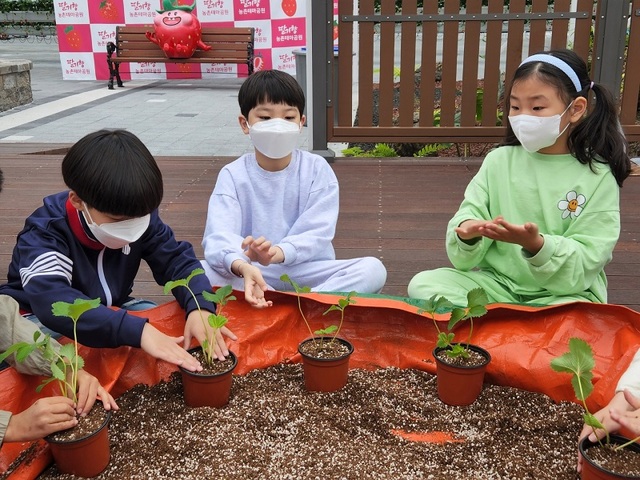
[{"x1": 557, "y1": 191, "x2": 586, "y2": 219}]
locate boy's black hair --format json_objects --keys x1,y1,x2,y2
[
  {"x1": 238, "y1": 70, "x2": 305, "y2": 118},
  {"x1": 62, "y1": 129, "x2": 163, "y2": 217},
  {"x1": 502, "y1": 49, "x2": 630, "y2": 187},
  {"x1": 0, "y1": 168, "x2": 3, "y2": 193}
]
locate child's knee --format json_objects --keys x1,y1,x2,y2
[{"x1": 362, "y1": 257, "x2": 387, "y2": 293}]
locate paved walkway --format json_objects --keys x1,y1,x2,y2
[{"x1": 0, "y1": 35, "x2": 327, "y2": 157}]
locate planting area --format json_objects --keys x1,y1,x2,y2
[{"x1": 39, "y1": 364, "x2": 584, "y2": 479}]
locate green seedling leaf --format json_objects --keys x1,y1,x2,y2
[
  {"x1": 467, "y1": 287, "x2": 489, "y2": 310},
  {"x1": 315, "y1": 325, "x2": 338, "y2": 335},
  {"x1": 280, "y1": 274, "x2": 311, "y2": 294},
  {"x1": 208, "y1": 314, "x2": 228, "y2": 330},
  {"x1": 584, "y1": 412, "x2": 605, "y2": 432},
  {"x1": 202, "y1": 284, "x2": 236, "y2": 307},
  {"x1": 416, "y1": 294, "x2": 454, "y2": 317},
  {"x1": 50, "y1": 361, "x2": 66, "y2": 382},
  {"x1": 0, "y1": 342, "x2": 34, "y2": 364},
  {"x1": 550, "y1": 337, "x2": 594, "y2": 402},
  {"x1": 436, "y1": 332, "x2": 454, "y2": 349},
  {"x1": 164, "y1": 267, "x2": 205, "y2": 294},
  {"x1": 446, "y1": 344, "x2": 468, "y2": 359},
  {"x1": 447, "y1": 307, "x2": 467, "y2": 330},
  {"x1": 52, "y1": 297, "x2": 101, "y2": 322}
]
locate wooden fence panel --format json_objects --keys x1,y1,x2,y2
[
  {"x1": 620, "y1": 0, "x2": 640, "y2": 136},
  {"x1": 460, "y1": 0, "x2": 482, "y2": 127},
  {"x1": 398, "y1": 0, "x2": 418, "y2": 127},
  {"x1": 327, "y1": 0, "x2": 637, "y2": 145},
  {"x1": 480, "y1": 0, "x2": 504, "y2": 128},
  {"x1": 355, "y1": 0, "x2": 374, "y2": 128},
  {"x1": 550, "y1": 0, "x2": 571, "y2": 50},
  {"x1": 440, "y1": 0, "x2": 460, "y2": 127},
  {"x1": 417, "y1": 0, "x2": 439, "y2": 128}
]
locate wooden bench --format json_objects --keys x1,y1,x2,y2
[{"x1": 106, "y1": 25, "x2": 254, "y2": 89}]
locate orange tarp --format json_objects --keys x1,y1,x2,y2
[{"x1": 1, "y1": 291, "x2": 639, "y2": 478}]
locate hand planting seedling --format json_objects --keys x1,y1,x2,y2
[
  {"x1": 0, "y1": 298, "x2": 100, "y2": 403},
  {"x1": 417, "y1": 287, "x2": 488, "y2": 359},
  {"x1": 551, "y1": 337, "x2": 640, "y2": 450},
  {"x1": 165, "y1": 268, "x2": 235, "y2": 365}
]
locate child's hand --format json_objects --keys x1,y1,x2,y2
[
  {"x1": 140, "y1": 323, "x2": 203, "y2": 372},
  {"x1": 242, "y1": 235, "x2": 284, "y2": 265},
  {"x1": 455, "y1": 219, "x2": 489, "y2": 241},
  {"x1": 239, "y1": 263, "x2": 273, "y2": 308},
  {"x1": 610, "y1": 390, "x2": 640, "y2": 436},
  {"x1": 75, "y1": 370, "x2": 119, "y2": 416},
  {"x1": 4, "y1": 397, "x2": 78, "y2": 442},
  {"x1": 477, "y1": 216, "x2": 544, "y2": 254},
  {"x1": 577, "y1": 390, "x2": 639, "y2": 472},
  {"x1": 184, "y1": 310, "x2": 238, "y2": 361}
]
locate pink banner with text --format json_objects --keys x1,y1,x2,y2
[{"x1": 53, "y1": 0, "x2": 309, "y2": 80}]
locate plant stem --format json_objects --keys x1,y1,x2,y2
[{"x1": 186, "y1": 285, "x2": 213, "y2": 365}]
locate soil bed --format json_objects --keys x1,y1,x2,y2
[{"x1": 38, "y1": 364, "x2": 585, "y2": 479}]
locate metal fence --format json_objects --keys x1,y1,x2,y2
[{"x1": 308, "y1": 0, "x2": 640, "y2": 156}]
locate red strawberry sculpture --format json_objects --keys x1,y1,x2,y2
[{"x1": 146, "y1": 0, "x2": 211, "y2": 59}]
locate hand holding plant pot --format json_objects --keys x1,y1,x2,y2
[
  {"x1": 417, "y1": 288, "x2": 491, "y2": 406},
  {"x1": 165, "y1": 269, "x2": 238, "y2": 407},
  {"x1": 551, "y1": 337, "x2": 640, "y2": 478},
  {"x1": 0, "y1": 298, "x2": 113, "y2": 477}
]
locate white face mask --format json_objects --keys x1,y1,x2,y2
[
  {"x1": 82, "y1": 203, "x2": 150, "y2": 249},
  {"x1": 508, "y1": 102, "x2": 573, "y2": 153},
  {"x1": 248, "y1": 118, "x2": 301, "y2": 159}
]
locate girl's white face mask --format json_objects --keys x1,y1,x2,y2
[
  {"x1": 508, "y1": 102, "x2": 573, "y2": 153},
  {"x1": 248, "y1": 118, "x2": 301, "y2": 159},
  {"x1": 82, "y1": 203, "x2": 150, "y2": 249}
]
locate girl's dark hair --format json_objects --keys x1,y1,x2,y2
[
  {"x1": 502, "y1": 49, "x2": 631, "y2": 187},
  {"x1": 62, "y1": 129, "x2": 163, "y2": 216},
  {"x1": 238, "y1": 69, "x2": 305, "y2": 118},
  {"x1": 0, "y1": 168, "x2": 3, "y2": 193}
]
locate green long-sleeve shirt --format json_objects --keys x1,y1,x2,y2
[{"x1": 446, "y1": 146, "x2": 620, "y2": 303}]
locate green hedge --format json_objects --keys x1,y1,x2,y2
[{"x1": 0, "y1": 0, "x2": 54, "y2": 14}]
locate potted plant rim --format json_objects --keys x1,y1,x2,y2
[
  {"x1": 551, "y1": 337, "x2": 640, "y2": 479},
  {"x1": 417, "y1": 287, "x2": 490, "y2": 406},
  {"x1": 0, "y1": 298, "x2": 112, "y2": 478},
  {"x1": 281, "y1": 274, "x2": 356, "y2": 392},
  {"x1": 164, "y1": 268, "x2": 238, "y2": 408}
]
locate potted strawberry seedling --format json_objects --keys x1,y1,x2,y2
[
  {"x1": 0, "y1": 298, "x2": 112, "y2": 478},
  {"x1": 280, "y1": 274, "x2": 356, "y2": 392},
  {"x1": 551, "y1": 337, "x2": 640, "y2": 479},
  {"x1": 164, "y1": 268, "x2": 238, "y2": 408},
  {"x1": 417, "y1": 288, "x2": 491, "y2": 406}
]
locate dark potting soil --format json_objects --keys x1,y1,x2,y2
[
  {"x1": 584, "y1": 442, "x2": 640, "y2": 477},
  {"x1": 434, "y1": 346, "x2": 487, "y2": 367},
  {"x1": 46, "y1": 401, "x2": 108, "y2": 443},
  {"x1": 36, "y1": 364, "x2": 591, "y2": 479},
  {"x1": 186, "y1": 348, "x2": 236, "y2": 375},
  {"x1": 299, "y1": 337, "x2": 351, "y2": 359}
]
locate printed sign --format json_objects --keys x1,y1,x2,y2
[{"x1": 54, "y1": 0, "x2": 307, "y2": 80}]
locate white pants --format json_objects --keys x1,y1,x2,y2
[{"x1": 201, "y1": 256, "x2": 387, "y2": 294}]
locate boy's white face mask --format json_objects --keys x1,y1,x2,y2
[
  {"x1": 82, "y1": 203, "x2": 150, "y2": 249},
  {"x1": 508, "y1": 102, "x2": 573, "y2": 153},
  {"x1": 248, "y1": 118, "x2": 301, "y2": 159}
]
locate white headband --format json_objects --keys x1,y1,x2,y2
[{"x1": 519, "y1": 54, "x2": 583, "y2": 92}]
